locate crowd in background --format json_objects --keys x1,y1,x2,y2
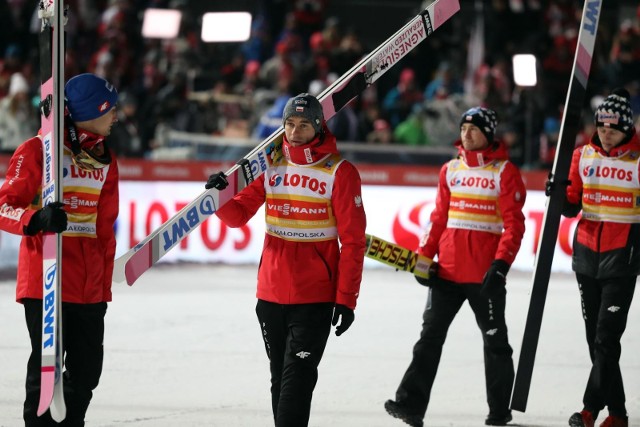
[{"x1": 0, "y1": 0, "x2": 639, "y2": 168}]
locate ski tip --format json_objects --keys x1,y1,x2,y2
[
  {"x1": 111, "y1": 264, "x2": 126, "y2": 285},
  {"x1": 36, "y1": 374, "x2": 55, "y2": 416},
  {"x1": 432, "y1": 0, "x2": 461, "y2": 29},
  {"x1": 50, "y1": 393, "x2": 67, "y2": 422}
]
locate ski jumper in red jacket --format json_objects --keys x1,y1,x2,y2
[
  {"x1": 386, "y1": 107, "x2": 526, "y2": 427},
  {"x1": 211, "y1": 93, "x2": 366, "y2": 427},
  {"x1": 564, "y1": 89, "x2": 638, "y2": 427},
  {"x1": 0, "y1": 73, "x2": 119, "y2": 426}
]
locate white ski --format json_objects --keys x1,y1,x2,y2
[
  {"x1": 37, "y1": 0, "x2": 66, "y2": 420},
  {"x1": 113, "y1": 0, "x2": 461, "y2": 286},
  {"x1": 510, "y1": 0, "x2": 602, "y2": 413}
]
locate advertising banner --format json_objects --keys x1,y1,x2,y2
[{"x1": 0, "y1": 181, "x2": 577, "y2": 273}]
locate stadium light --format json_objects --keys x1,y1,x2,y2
[
  {"x1": 512, "y1": 54, "x2": 537, "y2": 87},
  {"x1": 201, "y1": 12, "x2": 252, "y2": 42},
  {"x1": 512, "y1": 54, "x2": 538, "y2": 168},
  {"x1": 142, "y1": 9, "x2": 182, "y2": 39}
]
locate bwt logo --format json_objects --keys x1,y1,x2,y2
[
  {"x1": 42, "y1": 264, "x2": 57, "y2": 349},
  {"x1": 583, "y1": 1, "x2": 601, "y2": 36},
  {"x1": 269, "y1": 174, "x2": 283, "y2": 186},
  {"x1": 160, "y1": 196, "x2": 216, "y2": 251},
  {"x1": 250, "y1": 151, "x2": 268, "y2": 176}
]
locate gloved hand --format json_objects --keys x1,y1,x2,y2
[
  {"x1": 480, "y1": 259, "x2": 510, "y2": 296},
  {"x1": 414, "y1": 262, "x2": 438, "y2": 287},
  {"x1": 544, "y1": 179, "x2": 553, "y2": 197},
  {"x1": 332, "y1": 304, "x2": 354, "y2": 336},
  {"x1": 545, "y1": 173, "x2": 571, "y2": 197},
  {"x1": 26, "y1": 202, "x2": 67, "y2": 236},
  {"x1": 205, "y1": 172, "x2": 229, "y2": 190}
]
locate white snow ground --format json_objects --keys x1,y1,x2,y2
[{"x1": 0, "y1": 265, "x2": 638, "y2": 427}]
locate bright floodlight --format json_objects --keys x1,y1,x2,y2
[
  {"x1": 201, "y1": 12, "x2": 252, "y2": 42},
  {"x1": 512, "y1": 54, "x2": 537, "y2": 87},
  {"x1": 142, "y1": 9, "x2": 182, "y2": 39}
]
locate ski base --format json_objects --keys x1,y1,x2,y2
[{"x1": 365, "y1": 234, "x2": 431, "y2": 279}]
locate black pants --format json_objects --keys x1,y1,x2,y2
[
  {"x1": 394, "y1": 282, "x2": 514, "y2": 418},
  {"x1": 576, "y1": 274, "x2": 636, "y2": 419},
  {"x1": 23, "y1": 299, "x2": 107, "y2": 427},
  {"x1": 255, "y1": 299, "x2": 333, "y2": 427}
]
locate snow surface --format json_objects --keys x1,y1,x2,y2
[{"x1": 0, "y1": 265, "x2": 638, "y2": 427}]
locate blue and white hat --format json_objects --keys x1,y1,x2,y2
[
  {"x1": 460, "y1": 107, "x2": 498, "y2": 142},
  {"x1": 65, "y1": 73, "x2": 118, "y2": 122}
]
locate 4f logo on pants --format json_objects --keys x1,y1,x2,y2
[{"x1": 296, "y1": 351, "x2": 311, "y2": 359}]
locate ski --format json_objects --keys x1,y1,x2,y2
[
  {"x1": 37, "y1": 0, "x2": 66, "y2": 420},
  {"x1": 365, "y1": 234, "x2": 431, "y2": 279},
  {"x1": 510, "y1": 0, "x2": 602, "y2": 413},
  {"x1": 113, "y1": 0, "x2": 460, "y2": 286}
]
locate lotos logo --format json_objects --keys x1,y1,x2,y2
[
  {"x1": 449, "y1": 176, "x2": 496, "y2": 189},
  {"x1": 69, "y1": 164, "x2": 106, "y2": 181},
  {"x1": 269, "y1": 174, "x2": 283, "y2": 186},
  {"x1": 582, "y1": 165, "x2": 632, "y2": 181},
  {"x1": 391, "y1": 201, "x2": 435, "y2": 251}
]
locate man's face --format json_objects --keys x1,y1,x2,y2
[
  {"x1": 597, "y1": 126, "x2": 626, "y2": 153},
  {"x1": 284, "y1": 116, "x2": 316, "y2": 146},
  {"x1": 80, "y1": 107, "x2": 118, "y2": 137},
  {"x1": 460, "y1": 123, "x2": 489, "y2": 151}
]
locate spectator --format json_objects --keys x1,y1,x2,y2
[
  {"x1": 366, "y1": 118, "x2": 393, "y2": 144},
  {"x1": 0, "y1": 72, "x2": 38, "y2": 153},
  {"x1": 394, "y1": 105, "x2": 430, "y2": 146},
  {"x1": 382, "y1": 68, "x2": 424, "y2": 128}
]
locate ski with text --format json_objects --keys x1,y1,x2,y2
[
  {"x1": 365, "y1": 234, "x2": 431, "y2": 279},
  {"x1": 37, "y1": 0, "x2": 66, "y2": 421},
  {"x1": 113, "y1": 0, "x2": 461, "y2": 286},
  {"x1": 510, "y1": 0, "x2": 602, "y2": 413}
]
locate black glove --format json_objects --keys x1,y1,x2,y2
[
  {"x1": 332, "y1": 304, "x2": 354, "y2": 336},
  {"x1": 481, "y1": 259, "x2": 510, "y2": 296},
  {"x1": 544, "y1": 179, "x2": 553, "y2": 197},
  {"x1": 545, "y1": 173, "x2": 571, "y2": 197},
  {"x1": 205, "y1": 172, "x2": 229, "y2": 190},
  {"x1": 414, "y1": 262, "x2": 438, "y2": 287},
  {"x1": 25, "y1": 202, "x2": 67, "y2": 236}
]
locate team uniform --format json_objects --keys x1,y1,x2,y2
[
  {"x1": 0, "y1": 73, "x2": 118, "y2": 426},
  {"x1": 211, "y1": 93, "x2": 366, "y2": 427},
  {"x1": 565, "y1": 89, "x2": 637, "y2": 427},
  {"x1": 386, "y1": 107, "x2": 526, "y2": 427}
]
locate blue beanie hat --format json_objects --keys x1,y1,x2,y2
[{"x1": 65, "y1": 73, "x2": 118, "y2": 122}]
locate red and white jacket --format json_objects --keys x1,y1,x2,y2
[
  {"x1": 566, "y1": 131, "x2": 640, "y2": 278},
  {"x1": 419, "y1": 140, "x2": 526, "y2": 284},
  {"x1": 0, "y1": 134, "x2": 119, "y2": 303},
  {"x1": 216, "y1": 126, "x2": 366, "y2": 309}
]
